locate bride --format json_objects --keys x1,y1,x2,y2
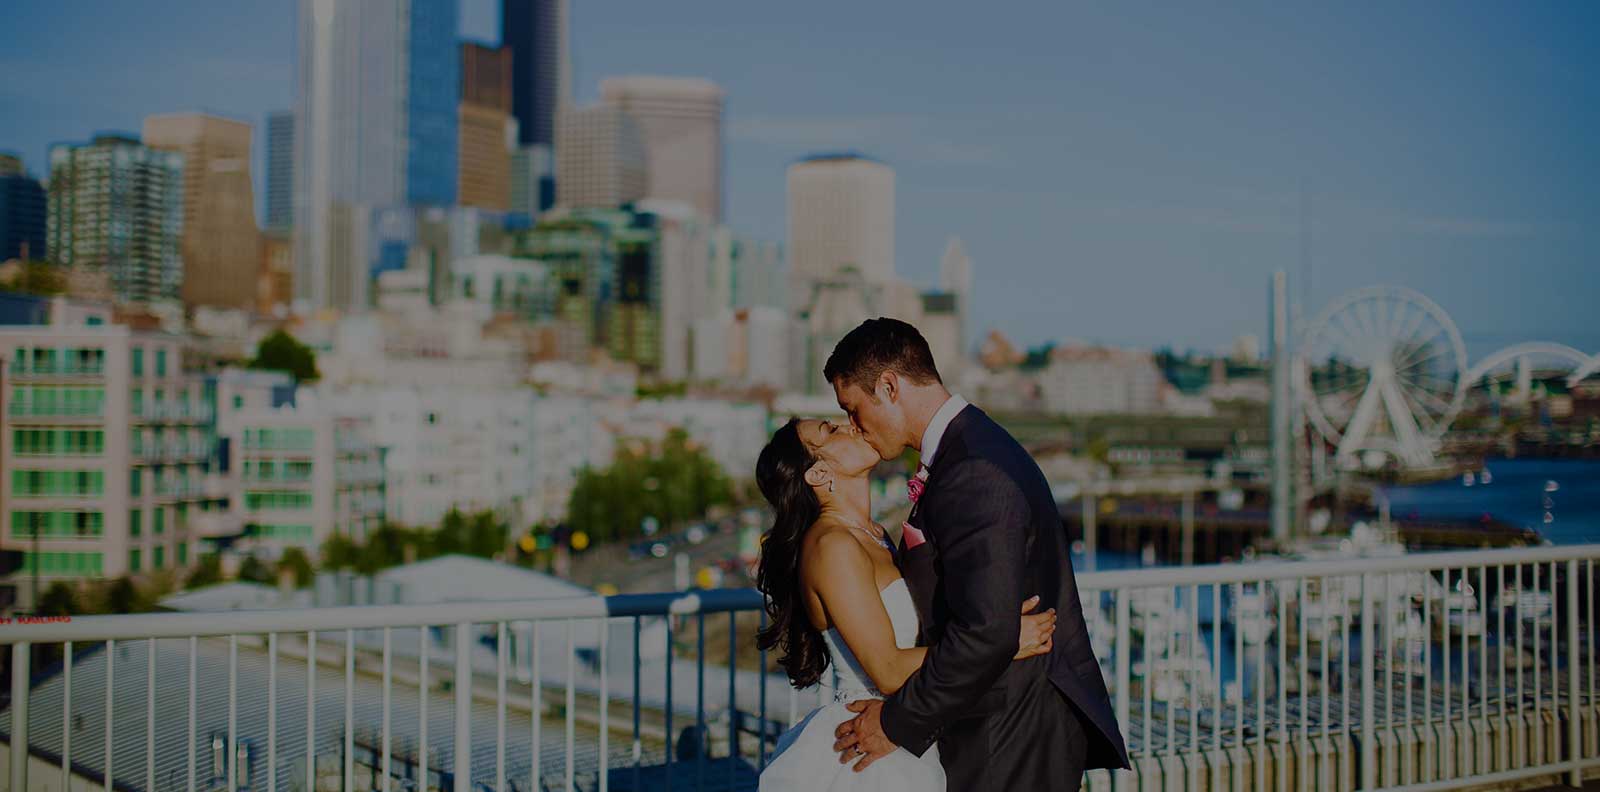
[{"x1": 753, "y1": 418, "x2": 1057, "y2": 791}]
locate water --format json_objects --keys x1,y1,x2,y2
[{"x1": 1381, "y1": 458, "x2": 1600, "y2": 544}]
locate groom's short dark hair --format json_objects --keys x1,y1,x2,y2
[{"x1": 824, "y1": 317, "x2": 943, "y2": 395}]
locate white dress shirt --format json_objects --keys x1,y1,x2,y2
[{"x1": 918, "y1": 394, "x2": 969, "y2": 468}]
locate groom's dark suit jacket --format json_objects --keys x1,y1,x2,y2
[{"x1": 882, "y1": 405, "x2": 1129, "y2": 786}]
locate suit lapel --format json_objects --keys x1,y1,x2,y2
[{"x1": 896, "y1": 405, "x2": 978, "y2": 642}]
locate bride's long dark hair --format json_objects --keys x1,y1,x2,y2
[{"x1": 754, "y1": 418, "x2": 830, "y2": 688}]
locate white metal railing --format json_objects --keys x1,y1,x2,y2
[{"x1": 5, "y1": 545, "x2": 1600, "y2": 792}]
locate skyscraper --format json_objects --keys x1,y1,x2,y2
[
  {"x1": 502, "y1": 0, "x2": 567, "y2": 148},
  {"x1": 294, "y1": 0, "x2": 460, "y2": 310},
  {"x1": 510, "y1": 144, "x2": 554, "y2": 217},
  {"x1": 0, "y1": 153, "x2": 46, "y2": 262},
  {"x1": 786, "y1": 153, "x2": 895, "y2": 286},
  {"x1": 458, "y1": 43, "x2": 514, "y2": 211},
  {"x1": 556, "y1": 104, "x2": 649, "y2": 210},
  {"x1": 600, "y1": 76, "x2": 725, "y2": 220},
  {"x1": 265, "y1": 111, "x2": 294, "y2": 232},
  {"x1": 47, "y1": 134, "x2": 184, "y2": 304},
  {"x1": 143, "y1": 113, "x2": 261, "y2": 310}
]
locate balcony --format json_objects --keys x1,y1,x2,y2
[
  {"x1": 7, "y1": 403, "x2": 104, "y2": 421},
  {"x1": 136, "y1": 403, "x2": 215, "y2": 424},
  {"x1": 6, "y1": 545, "x2": 1600, "y2": 791},
  {"x1": 7, "y1": 363, "x2": 106, "y2": 382}
]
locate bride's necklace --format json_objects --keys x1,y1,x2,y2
[{"x1": 846, "y1": 520, "x2": 893, "y2": 552}]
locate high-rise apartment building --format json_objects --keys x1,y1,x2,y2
[
  {"x1": 0, "y1": 153, "x2": 47, "y2": 262},
  {"x1": 294, "y1": 0, "x2": 460, "y2": 310},
  {"x1": 556, "y1": 104, "x2": 649, "y2": 209},
  {"x1": 786, "y1": 153, "x2": 895, "y2": 286},
  {"x1": 47, "y1": 135, "x2": 184, "y2": 304},
  {"x1": 143, "y1": 113, "x2": 261, "y2": 310},
  {"x1": 502, "y1": 0, "x2": 567, "y2": 148},
  {"x1": 510, "y1": 144, "x2": 555, "y2": 218},
  {"x1": 0, "y1": 325, "x2": 220, "y2": 610},
  {"x1": 511, "y1": 210, "x2": 620, "y2": 357},
  {"x1": 458, "y1": 43, "x2": 514, "y2": 211},
  {"x1": 265, "y1": 111, "x2": 294, "y2": 232},
  {"x1": 600, "y1": 76, "x2": 725, "y2": 220}
]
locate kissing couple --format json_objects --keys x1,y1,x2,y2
[{"x1": 754, "y1": 318, "x2": 1130, "y2": 791}]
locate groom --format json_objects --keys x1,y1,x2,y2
[{"x1": 826, "y1": 318, "x2": 1129, "y2": 789}]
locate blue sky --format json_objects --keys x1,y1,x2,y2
[{"x1": 3, "y1": 1, "x2": 1596, "y2": 357}]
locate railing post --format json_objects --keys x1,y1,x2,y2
[
  {"x1": 1360, "y1": 573, "x2": 1375, "y2": 791},
  {"x1": 1569, "y1": 559, "x2": 1581, "y2": 787},
  {"x1": 455, "y1": 622, "x2": 471, "y2": 792},
  {"x1": 10, "y1": 641, "x2": 29, "y2": 792},
  {"x1": 1114, "y1": 588, "x2": 1131, "y2": 792}
]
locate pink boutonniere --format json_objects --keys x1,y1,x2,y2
[
  {"x1": 906, "y1": 465, "x2": 929, "y2": 504},
  {"x1": 902, "y1": 464, "x2": 931, "y2": 549}
]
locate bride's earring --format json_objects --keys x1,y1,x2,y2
[{"x1": 828, "y1": 480, "x2": 835, "y2": 494}]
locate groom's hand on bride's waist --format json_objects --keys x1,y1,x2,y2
[{"x1": 833, "y1": 699, "x2": 897, "y2": 772}]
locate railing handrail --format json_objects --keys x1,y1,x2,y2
[
  {"x1": 1076, "y1": 541, "x2": 1599, "y2": 589},
  {"x1": 0, "y1": 587, "x2": 765, "y2": 644},
  {"x1": 6, "y1": 544, "x2": 1597, "y2": 644}
]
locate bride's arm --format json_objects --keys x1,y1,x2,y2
[{"x1": 805, "y1": 531, "x2": 926, "y2": 695}]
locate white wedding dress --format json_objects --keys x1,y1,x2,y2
[{"x1": 759, "y1": 578, "x2": 946, "y2": 791}]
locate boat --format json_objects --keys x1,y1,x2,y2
[
  {"x1": 1498, "y1": 587, "x2": 1554, "y2": 619},
  {"x1": 1481, "y1": 468, "x2": 1494, "y2": 484},
  {"x1": 1546, "y1": 480, "x2": 1560, "y2": 493},
  {"x1": 1463, "y1": 471, "x2": 1476, "y2": 487}
]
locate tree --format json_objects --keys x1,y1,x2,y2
[
  {"x1": 320, "y1": 534, "x2": 361, "y2": 571},
  {"x1": 36, "y1": 581, "x2": 78, "y2": 616},
  {"x1": 249, "y1": 330, "x2": 319, "y2": 383},
  {"x1": 567, "y1": 429, "x2": 733, "y2": 544},
  {"x1": 185, "y1": 554, "x2": 224, "y2": 590},
  {"x1": 237, "y1": 554, "x2": 273, "y2": 584},
  {"x1": 277, "y1": 547, "x2": 315, "y2": 588},
  {"x1": 0, "y1": 260, "x2": 67, "y2": 296},
  {"x1": 102, "y1": 577, "x2": 140, "y2": 614}
]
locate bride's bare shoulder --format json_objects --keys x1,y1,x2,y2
[{"x1": 799, "y1": 519, "x2": 869, "y2": 573}]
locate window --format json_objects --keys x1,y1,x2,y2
[
  {"x1": 130, "y1": 508, "x2": 142, "y2": 537},
  {"x1": 153, "y1": 546, "x2": 164, "y2": 569},
  {"x1": 11, "y1": 511, "x2": 104, "y2": 538},
  {"x1": 130, "y1": 388, "x2": 144, "y2": 415},
  {"x1": 130, "y1": 470, "x2": 142, "y2": 496},
  {"x1": 154, "y1": 507, "x2": 165, "y2": 535},
  {"x1": 177, "y1": 543, "x2": 188, "y2": 565},
  {"x1": 129, "y1": 548, "x2": 141, "y2": 572},
  {"x1": 233, "y1": 395, "x2": 243, "y2": 410},
  {"x1": 11, "y1": 469, "x2": 105, "y2": 497},
  {"x1": 155, "y1": 348, "x2": 168, "y2": 377},
  {"x1": 132, "y1": 347, "x2": 144, "y2": 376},
  {"x1": 244, "y1": 491, "x2": 314, "y2": 511}
]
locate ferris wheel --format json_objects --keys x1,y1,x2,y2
[{"x1": 1298, "y1": 286, "x2": 1468, "y2": 469}]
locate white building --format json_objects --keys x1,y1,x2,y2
[
  {"x1": 451, "y1": 253, "x2": 553, "y2": 321},
  {"x1": 0, "y1": 325, "x2": 218, "y2": 608},
  {"x1": 601, "y1": 76, "x2": 725, "y2": 220},
  {"x1": 327, "y1": 385, "x2": 532, "y2": 528},
  {"x1": 787, "y1": 153, "x2": 895, "y2": 286},
  {"x1": 316, "y1": 309, "x2": 526, "y2": 389},
  {"x1": 594, "y1": 399, "x2": 769, "y2": 481},
  {"x1": 1035, "y1": 345, "x2": 1166, "y2": 415},
  {"x1": 692, "y1": 306, "x2": 791, "y2": 390},
  {"x1": 217, "y1": 386, "x2": 386, "y2": 557}
]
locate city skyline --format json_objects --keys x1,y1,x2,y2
[{"x1": 1, "y1": 0, "x2": 1596, "y2": 356}]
